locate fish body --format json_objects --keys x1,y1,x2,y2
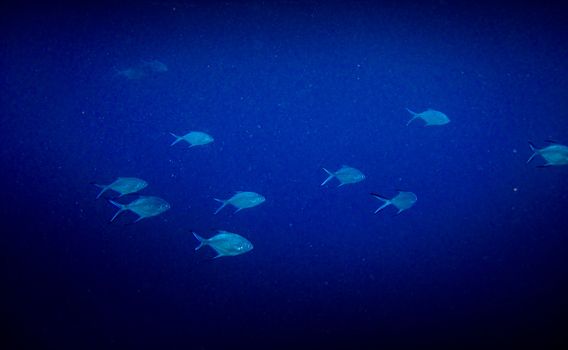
[
  {"x1": 406, "y1": 108, "x2": 450, "y2": 126},
  {"x1": 93, "y1": 177, "x2": 148, "y2": 199},
  {"x1": 321, "y1": 166, "x2": 365, "y2": 187},
  {"x1": 108, "y1": 196, "x2": 170, "y2": 222},
  {"x1": 193, "y1": 231, "x2": 253, "y2": 258},
  {"x1": 214, "y1": 191, "x2": 265, "y2": 214},
  {"x1": 371, "y1": 191, "x2": 417, "y2": 214},
  {"x1": 527, "y1": 141, "x2": 568, "y2": 167},
  {"x1": 170, "y1": 131, "x2": 214, "y2": 147}
]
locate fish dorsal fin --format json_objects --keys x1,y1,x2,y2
[{"x1": 544, "y1": 139, "x2": 560, "y2": 144}]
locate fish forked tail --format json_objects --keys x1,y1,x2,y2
[
  {"x1": 213, "y1": 198, "x2": 227, "y2": 214},
  {"x1": 192, "y1": 232, "x2": 208, "y2": 250},
  {"x1": 91, "y1": 182, "x2": 109, "y2": 199},
  {"x1": 405, "y1": 108, "x2": 418, "y2": 126},
  {"x1": 527, "y1": 141, "x2": 539, "y2": 164},
  {"x1": 108, "y1": 199, "x2": 128, "y2": 222},
  {"x1": 370, "y1": 193, "x2": 391, "y2": 214},
  {"x1": 170, "y1": 133, "x2": 183, "y2": 146},
  {"x1": 320, "y1": 168, "x2": 335, "y2": 186}
]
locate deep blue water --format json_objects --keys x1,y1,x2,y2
[{"x1": 2, "y1": 1, "x2": 568, "y2": 348}]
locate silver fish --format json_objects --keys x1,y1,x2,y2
[
  {"x1": 115, "y1": 67, "x2": 146, "y2": 80},
  {"x1": 108, "y1": 196, "x2": 170, "y2": 223},
  {"x1": 141, "y1": 59, "x2": 168, "y2": 73},
  {"x1": 527, "y1": 141, "x2": 568, "y2": 167},
  {"x1": 170, "y1": 131, "x2": 214, "y2": 147},
  {"x1": 371, "y1": 191, "x2": 417, "y2": 214},
  {"x1": 321, "y1": 165, "x2": 365, "y2": 187},
  {"x1": 193, "y1": 231, "x2": 253, "y2": 258},
  {"x1": 214, "y1": 191, "x2": 265, "y2": 214},
  {"x1": 406, "y1": 108, "x2": 450, "y2": 126},
  {"x1": 92, "y1": 177, "x2": 148, "y2": 199},
  {"x1": 115, "y1": 60, "x2": 168, "y2": 80}
]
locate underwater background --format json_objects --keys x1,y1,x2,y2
[{"x1": 1, "y1": 0, "x2": 567, "y2": 348}]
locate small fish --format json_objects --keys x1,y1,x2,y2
[
  {"x1": 214, "y1": 191, "x2": 266, "y2": 214},
  {"x1": 115, "y1": 67, "x2": 146, "y2": 80},
  {"x1": 371, "y1": 191, "x2": 417, "y2": 214},
  {"x1": 92, "y1": 177, "x2": 148, "y2": 199},
  {"x1": 193, "y1": 230, "x2": 253, "y2": 258},
  {"x1": 527, "y1": 141, "x2": 568, "y2": 167},
  {"x1": 108, "y1": 196, "x2": 170, "y2": 223},
  {"x1": 141, "y1": 59, "x2": 168, "y2": 73},
  {"x1": 406, "y1": 108, "x2": 450, "y2": 126},
  {"x1": 170, "y1": 131, "x2": 214, "y2": 147},
  {"x1": 321, "y1": 165, "x2": 366, "y2": 187}
]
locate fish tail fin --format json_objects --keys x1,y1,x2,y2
[
  {"x1": 405, "y1": 108, "x2": 418, "y2": 126},
  {"x1": 213, "y1": 198, "x2": 227, "y2": 214},
  {"x1": 91, "y1": 182, "x2": 109, "y2": 199},
  {"x1": 108, "y1": 199, "x2": 127, "y2": 222},
  {"x1": 192, "y1": 232, "x2": 208, "y2": 250},
  {"x1": 321, "y1": 168, "x2": 335, "y2": 186},
  {"x1": 527, "y1": 141, "x2": 538, "y2": 164},
  {"x1": 371, "y1": 193, "x2": 391, "y2": 214},
  {"x1": 170, "y1": 133, "x2": 182, "y2": 146}
]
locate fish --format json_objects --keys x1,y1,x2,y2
[
  {"x1": 214, "y1": 191, "x2": 266, "y2": 214},
  {"x1": 170, "y1": 131, "x2": 214, "y2": 147},
  {"x1": 115, "y1": 67, "x2": 146, "y2": 80},
  {"x1": 114, "y1": 60, "x2": 167, "y2": 80},
  {"x1": 527, "y1": 141, "x2": 568, "y2": 167},
  {"x1": 371, "y1": 191, "x2": 417, "y2": 214},
  {"x1": 92, "y1": 177, "x2": 148, "y2": 199},
  {"x1": 321, "y1": 165, "x2": 366, "y2": 187},
  {"x1": 141, "y1": 59, "x2": 168, "y2": 73},
  {"x1": 192, "y1": 231, "x2": 253, "y2": 258},
  {"x1": 108, "y1": 196, "x2": 170, "y2": 223},
  {"x1": 406, "y1": 108, "x2": 450, "y2": 126}
]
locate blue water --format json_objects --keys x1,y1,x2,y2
[{"x1": 2, "y1": 1, "x2": 568, "y2": 348}]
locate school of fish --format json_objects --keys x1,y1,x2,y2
[{"x1": 92, "y1": 61, "x2": 566, "y2": 259}]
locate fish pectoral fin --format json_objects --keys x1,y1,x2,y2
[{"x1": 234, "y1": 207, "x2": 243, "y2": 213}]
